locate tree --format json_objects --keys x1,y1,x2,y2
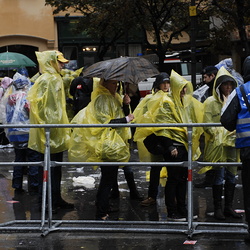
[
  {"x1": 46, "y1": 0, "x2": 138, "y2": 61},
  {"x1": 132, "y1": 0, "x2": 195, "y2": 70},
  {"x1": 45, "y1": 0, "x2": 211, "y2": 69},
  {"x1": 211, "y1": 0, "x2": 250, "y2": 57}
]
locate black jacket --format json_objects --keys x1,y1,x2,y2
[
  {"x1": 220, "y1": 90, "x2": 240, "y2": 132},
  {"x1": 221, "y1": 56, "x2": 250, "y2": 132}
]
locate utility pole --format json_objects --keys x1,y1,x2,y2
[{"x1": 189, "y1": 0, "x2": 197, "y2": 89}]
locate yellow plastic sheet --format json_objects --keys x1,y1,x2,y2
[
  {"x1": 27, "y1": 51, "x2": 70, "y2": 154},
  {"x1": 134, "y1": 70, "x2": 203, "y2": 160},
  {"x1": 69, "y1": 80, "x2": 131, "y2": 163},
  {"x1": 199, "y1": 66, "x2": 239, "y2": 174}
]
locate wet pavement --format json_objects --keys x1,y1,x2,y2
[{"x1": 0, "y1": 145, "x2": 250, "y2": 249}]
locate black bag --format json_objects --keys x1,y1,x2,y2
[
  {"x1": 143, "y1": 133, "x2": 167, "y2": 155},
  {"x1": 70, "y1": 76, "x2": 93, "y2": 114}
]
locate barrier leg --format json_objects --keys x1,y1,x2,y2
[{"x1": 187, "y1": 127, "x2": 194, "y2": 238}]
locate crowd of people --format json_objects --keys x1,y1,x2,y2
[{"x1": 1, "y1": 51, "x2": 250, "y2": 239}]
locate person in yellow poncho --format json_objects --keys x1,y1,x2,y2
[
  {"x1": 201, "y1": 66, "x2": 241, "y2": 220},
  {"x1": 27, "y1": 50, "x2": 73, "y2": 212},
  {"x1": 134, "y1": 70, "x2": 203, "y2": 221},
  {"x1": 135, "y1": 72, "x2": 171, "y2": 207},
  {"x1": 68, "y1": 78, "x2": 134, "y2": 220}
]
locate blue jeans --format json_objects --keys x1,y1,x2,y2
[
  {"x1": 12, "y1": 147, "x2": 41, "y2": 189},
  {"x1": 213, "y1": 167, "x2": 236, "y2": 185}
]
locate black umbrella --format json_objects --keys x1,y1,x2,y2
[{"x1": 82, "y1": 57, "x2": 159, "y2": 84}]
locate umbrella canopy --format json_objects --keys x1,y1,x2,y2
[
  {"x1": 82, "y1": 57, "x2": 159, "y2": 84},
  {"x1": 0, "y1": 52, "x2": 36, "y2": 68}
]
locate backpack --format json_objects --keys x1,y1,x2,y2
[{"x1": 70, "y1": 76, "x2": 93, "y2": 114}]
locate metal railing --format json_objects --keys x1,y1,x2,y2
[{"x1": 0, "y1": 123, "x2": 247, "y2": 238}]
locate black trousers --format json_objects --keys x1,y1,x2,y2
[
  {"x1": 164, "y1": 145, "x2": 188, "y2": 215},
  {"x1": 240, "y1": 147, "x2": 250, "y2": 224},
  {"x1": 96, "y1": 165, "x2": 119, "y2": 219}
]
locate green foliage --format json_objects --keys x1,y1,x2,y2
[
  {"x1": 211, "y1": 0, "x2": 250, "y2": 56},
  {"x1": 45, "y1": 0, "x2": 250, "y2": 61}
]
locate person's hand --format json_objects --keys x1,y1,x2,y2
[
  {"x1": 171, "y1": 148, "x2": 178, "y2": 157},
  {"x1": 123, "y1": 94, "x2": 131, "y2": 105},
  {"x1": 126, "y1": 114, "x2": 134, "y2": 122}
]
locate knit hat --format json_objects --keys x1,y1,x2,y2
[{"x1": 153, "y1": 72, "x2": 170, "y2": 90}]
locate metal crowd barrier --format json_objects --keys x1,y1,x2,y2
[{"x1": 0, "y1": 123, "x2": 248, "y2": 238}]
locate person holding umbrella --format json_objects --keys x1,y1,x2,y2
[{"x1": 69, "y1": 78, "x2": 134, "y2": 220}]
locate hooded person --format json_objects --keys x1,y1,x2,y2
[
  {"x1": 0, "y1": 77, "x2": 13, "y2": 101},
  {"x1": 200, "y1": 66, "x2": 241, "y2": 220},
  {"x1": 5, "y1": 72, "x2": 40, "y2": 194},
  {"x1": 27, "y1": 50, "x2": 70, "y2": 154},
  {"x1": 68, "y1": 78, "x2": 134, "y2": 220},
  {"x1": 215, "y1": 58, "x2": 244, "y2": 86},
  {"x1": 27, "y1": 50, "x2": 73, "y2": 212},
  {"x1": 134, "y1": 70, "x2": 203, "y2": 220},
  {"x1": 134, "y1": 72, "x2": 171, "y2": 207},
  {"x1": 60, "y1": 67, "x2": 83, "y2": 121},
  {"x1": 221, "y1": 56, "x2": 250, "y2": 242},
  {"x1": 0, "y1": 77, "x2": 14, "y2": 147}
]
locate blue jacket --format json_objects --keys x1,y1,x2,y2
[{"x1": 235, "y1": 83, "x2": 250, "y2": 148}]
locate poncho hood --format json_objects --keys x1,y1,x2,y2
[
  {"x1": 35, "y1": 50, "x2": 61, "y2": 74},
  {"x1": 213, "y1": 66, "x2": 237, "y2": 103}
]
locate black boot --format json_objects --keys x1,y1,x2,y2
[
  {"x1": 124, "y1": 171, "x2": 143, "y2": 200},
  {"x1": 213, "y1": 185, "x2": 225, "y2": 220},
  {"x1": 224, "y1": 183, "x2": 242, "y2": 218},
  {"x1": 194, "y1": 170, "x2": 215, "y2": 188}
]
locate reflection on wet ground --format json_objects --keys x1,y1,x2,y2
[{"x1": 0, "y1": 146, "x2": 249, "y2": 249}]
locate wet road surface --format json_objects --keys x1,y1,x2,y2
[{"x1": 0, "y1": 145, "x2": 250, "y2": 249}]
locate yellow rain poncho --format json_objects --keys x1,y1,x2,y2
[
  {"x1": 68, "y1": 79, "x2": 131, "y2": 163},
  {"x1": 27, "y1": 50, "x2": 70, "y2": 154},
  {"x1": 61, "y1": 67, "x2": 83, "y2": 121},
  {"x1": 133, "y1": 93, "x2": 154, "y2": 162},
  {"x1": 134, "y1": 70, "x2": 203, "y2": 160},
  {"x1": 200, "y1": 66, "x2": 239, "y2": 174}
]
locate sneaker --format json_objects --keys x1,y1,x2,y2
[
  {"x1": 140, "y1": 197, "x2": 156, "y2": 207},
  {"x1": 167, "y1": 213, "x2": 186, "y2": 222}
]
